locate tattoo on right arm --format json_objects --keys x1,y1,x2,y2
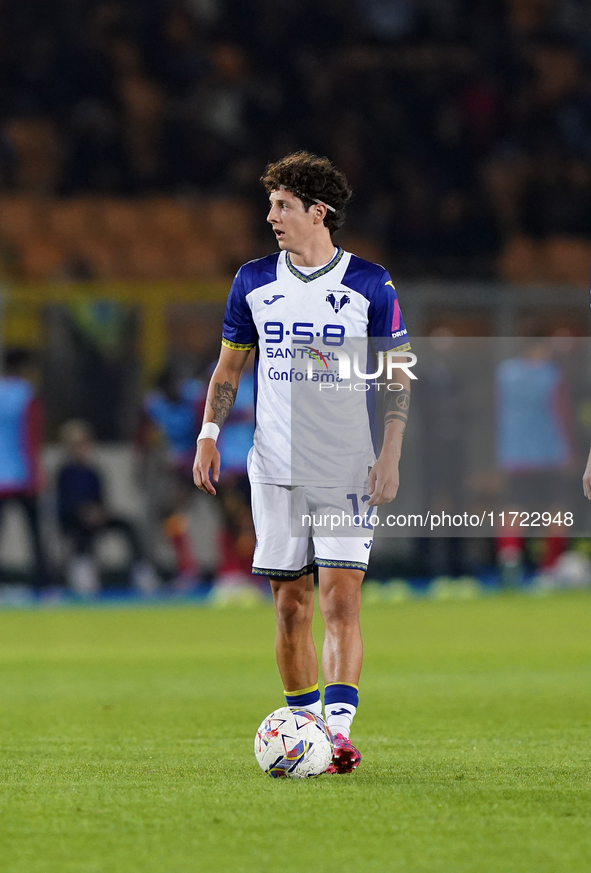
[{"x1": 209, "y1": 381, "x2": 238, "y2": 427}]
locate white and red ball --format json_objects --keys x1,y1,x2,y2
[{"x1": 254, "y1": 707, "x2": 333, "y2": 778}]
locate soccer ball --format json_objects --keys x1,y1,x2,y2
[{"x1": 254, "y1": 707, "x2": 334, "y2": 778}]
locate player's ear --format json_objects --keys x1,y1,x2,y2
[{"x1": 313, "y1": 203, "x2": 327, "y2": 224}]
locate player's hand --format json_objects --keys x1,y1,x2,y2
[
  {"x1": 583, "y1": 451, "x2": 591, "y2": 500},
  {"x1": 367, "y1": 455, "x2": 400, "y2": 506},
  {"x1": 193, "y1": 439, "x2": 221, "y2": 495}
]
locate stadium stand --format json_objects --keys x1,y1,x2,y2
[{"x1": 0, "y1": 0, "x2": 588, "y2": 282}]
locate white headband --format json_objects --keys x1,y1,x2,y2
[
  {"x1": 310, "y1": 197, "x2": 336, "y2": 213},
  {"x1": 280, "y1": 185, "x2": 336, "y2": 213}
]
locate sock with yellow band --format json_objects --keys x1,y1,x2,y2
[
  {"x1": 284, "y1": 684, "x2": 323, "y2": 718},
  {"x1": 324, "y1": 683, "x2": 358, "y2": 739}
]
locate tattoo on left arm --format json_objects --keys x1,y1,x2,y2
[
  {"x1": 385, "y1": 388, "x2": 411, "y2": 431},
  {"x1": 209, "y1": 381, "x2": 238, "y2": 427}
]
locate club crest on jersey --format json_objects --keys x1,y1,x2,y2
[{"x1": 326, "y1": 292, "x2": 350, "y2": 313}]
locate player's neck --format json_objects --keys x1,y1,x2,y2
[{"x1": 287, "y1": 237, "x2": 336, "y2": 269}]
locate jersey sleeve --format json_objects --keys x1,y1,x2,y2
[
  {"x1": 368, "y1": 271, "x2": 411, "y2": 354},
  {"x1": 222, "y1": 268, "x2": 258, "y2": 351}
]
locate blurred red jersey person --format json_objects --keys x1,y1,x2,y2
[{"x1": 0, "y1": 348, "x2": 51, "y2": 591}]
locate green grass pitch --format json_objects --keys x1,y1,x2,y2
[{"x1": 1, "y1": 591, "x2": 591, "y2": 873}]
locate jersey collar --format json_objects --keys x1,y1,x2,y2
[{"x1": 285, "y1": 246, "x2": 344, "y2": 283}]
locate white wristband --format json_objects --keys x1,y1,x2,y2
[{"x1": 197, "y1": 422, "x2": 220, "y2": 443}]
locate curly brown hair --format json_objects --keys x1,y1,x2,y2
[{"x1": 261, "y1": 151, "x2": 352, "y2": 234}]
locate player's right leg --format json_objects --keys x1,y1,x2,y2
[
  {"x1": 250, "y1": 483, "x2": 322, "y2": 716},
  {"x1": 270, "y1": 573, "x2": 321, "y2": 716}
]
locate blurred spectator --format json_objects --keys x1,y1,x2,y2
[
  {"x1": 495, "y1": 338, "x2": 574, "y2": 585},
  {"x1": 0, "y1": 348, "x2": 51, "y2": 591},
  {"x1": 496, "y1": 338, "x2": 573, "y2": 508},
  {"x1": 140, "y1": 367, "x2": 204, "y2": 587},
  {"x1": 520, "y1": 156, "x2": 591, "y2": 238},
  {"x1": 56, "y1": 419, "x2": 159, "y2": 596},
  {"x1": 143, "y1": 367, "x2": 203, "y2": 475},
  {"x1": 356, "y1": 0, "x2": 420, "y2": 42},
  {"x1": 214, "y1": 358, "x2": 257, "y2": 590}
]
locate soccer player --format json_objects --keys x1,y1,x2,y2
[{"x1": 193, "y1": 152, "x2": 411, "y2": 773}]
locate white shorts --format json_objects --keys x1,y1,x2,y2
[{"x1": 250, "y1": 482, "x2": 374, "y2": 579}]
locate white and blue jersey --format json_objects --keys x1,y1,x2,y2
[{"x1": 222, "y1": 247, "x2": 410, "y2": 485}]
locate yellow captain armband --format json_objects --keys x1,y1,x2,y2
[
  {"x1": 221, "y1": 338, "x2": 257, "y2": 351},
  {"x1": 378, "y1": 342, "x2": 412, "y2": 359}
]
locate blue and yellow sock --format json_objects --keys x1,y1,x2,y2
[
  {"x1": 324, "y1": 682, "x2": 358, "y2": 739},
  {"x1": 285, "y1": 683, "x2": 323, "y2": 718}
]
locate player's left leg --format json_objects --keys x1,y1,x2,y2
[
  {"x1": 318, "y1": 566, "x2": 364, "y2": 690},
  {"x1": 318, "y1": 566, "x2": 364, "y2": 772}
]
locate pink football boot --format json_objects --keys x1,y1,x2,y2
[{"x1": 325, "y1": 733, "x2": 362, "y2": 774}]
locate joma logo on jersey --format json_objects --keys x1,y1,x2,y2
[{"x1": 326, "y1": 292, "x2": 350, "y2": 313}]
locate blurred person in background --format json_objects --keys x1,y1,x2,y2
[
  {"x1": 213, "y1": 355, "x2": 257, "y2": 592},
  {"x1": 0, "y1": 348, "x2": 52, "y2": 593},
  {"x1": 57, "y1": 419, "x2": 159, "y2": 597},
  {"x1": 495, "y1": 338, "x2": 574, "y2": 585},
  {"x1": 496, "y1": 338, "x2": 573, "y2": 509},
  {"x1": 140, "y1": 367, "x2": 205, "y2": 588}
]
